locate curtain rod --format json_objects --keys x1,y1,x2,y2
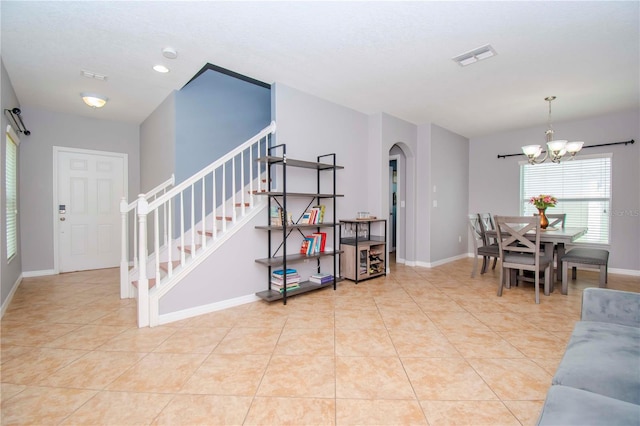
[
  {"x1": 3, "y1": 108, "x2": 31, "y2": 135},
  {"x1": 497, "y1": 139, "x2": 634, "y2": 159}
]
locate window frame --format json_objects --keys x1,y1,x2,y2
[{"x1": 5, "y1": 125, "x2": 20, "y2": 262}]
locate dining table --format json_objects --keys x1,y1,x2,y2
[{"x1": 486, "y1": 226, "x2": 588, "y2": 282}]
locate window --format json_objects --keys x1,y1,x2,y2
[
  {"x1": 5, "y1": 126, "x2": 19, "y2": 260},
  {"x1": 520, "y1": 154, "x2": 612, "y2": 244}
]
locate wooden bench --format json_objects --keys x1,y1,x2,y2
[{"x1": 560, "y1": 248, "x2": 609, "y2": 294}]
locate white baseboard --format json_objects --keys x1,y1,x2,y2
[
  {"x1": 1, "y1": 274, "x2": 23, "y2": 318},
  {"x1": 608, "y1": 267, "x2": 640, "y2": 277},
  {"x1": 22, "y1": 269, "x2": 56, "y2": 278},
  {"x1": 157, "y1": 293, "x2": 261, "y2": 326},
  {"x1": 416, "y1": 253, "x2": 469, "y2": 269}
]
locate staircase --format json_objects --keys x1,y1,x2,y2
[{"x1": 120, "y1": 122, "x2": 276, "y2": 327}]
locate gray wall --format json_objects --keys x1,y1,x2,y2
[
  {"x1": 469, "y1": 109, "x2": 640, "y2": 271},
  {"x1": 174, "y1": 69, "x2": 271, "y2": 183},
  {"x1": 1, "y1": 60, "x2": 23, "y2": 308},
  {"x1": 429, "y1": 124, "x2": 470, "y2": 262},
  {"x1": 18, "y1": 106, "x2": 140, "y2": 273},
  {"x1": 140, "y1": 91, "x2": 176, "y2": 193},
  {"x1": 377, "y1": 113, "x2": 418, "y2": 264}
]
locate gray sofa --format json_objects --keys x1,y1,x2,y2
[{"x1": 537, "y1": 287, "x2": 640, "y2": 425}]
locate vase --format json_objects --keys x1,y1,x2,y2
[{"x1": 538, "y1": 208, "x2": 549, "y2": 229}]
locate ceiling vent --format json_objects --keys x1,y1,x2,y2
[
  {"x1": 452, "y1": 44, "x2": 497, "y2": 67},
  {"x1": 81, "y1": 70, "x2": 108, "y2": 81}
]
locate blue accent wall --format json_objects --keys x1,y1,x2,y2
[{"x1": 175, "y1": 69, "x2": 271, "y2": 183}]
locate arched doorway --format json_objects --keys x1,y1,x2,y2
[{"x1": 388, "y1": 143, "x2": 411, "y2": 266}]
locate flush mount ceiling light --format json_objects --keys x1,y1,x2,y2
[
  {"x1": 521, "y1": 96, "x2": 584, "y2": 164},
  {"x1": 452, "y1": 44, "x2": 497, "y2": 66},
  {"x1": 81, "y1": 93, "x2": 108, "y2": 108},
  {"x1": 153, "y1": 64, "x2": 170, "y2": 73}
]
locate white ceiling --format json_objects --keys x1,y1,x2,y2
[{"x1": 1, "y1": 1, "x2": 638, "y2": 138}]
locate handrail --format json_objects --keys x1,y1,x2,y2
[
  {"x1": 148, "y1": 121, "x2": 276, "y2": 211},
  {"x1": 128, "y1": 121, "x2": 276, "y2": 327},
  {"x1": 124, "y1": 174, "x2": 175, "y2": 213}
]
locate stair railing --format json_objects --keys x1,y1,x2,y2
[
  {"x1": 135, "y1": 121, "x2": 276, "y2": 327},
  {"x1": 120, "y1": 174, "x2": 175, "y2": 299}
]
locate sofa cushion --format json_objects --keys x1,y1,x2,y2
[
  {"x1": 581, "y1": 287, "x2": 640, "y2": 327},
  {"x1": 552, "y1": 321, "x2": 640, "y2": 405},
  {"x1": 537, "y1": 385, "x2": 640, "y2": 426}
]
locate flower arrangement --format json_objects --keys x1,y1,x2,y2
[{"x1": 530, "y1": 194, "x2": 557, "y2": 209}]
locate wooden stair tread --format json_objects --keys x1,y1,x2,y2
[
  {"x1": 132, "y1": 278, "x2": 157, "y2": 289},
  {"x1": 178, "y1": 244, "x2": 201, "y2": 254},
  {"x1": 159, "y1": 260, "x2": 181, "y2": 272},
  {"x1": 215, "y1": 216, "x2": 233, "y2": 221}
]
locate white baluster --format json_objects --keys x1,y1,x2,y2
[
  {"x1": 222, "y1": 163, "x2": 227, "y2": 233},
  {"x1": 201, "y1": 176, "x2": 207, "y2": 248},
  {"x1": 120, "y1": 197, "x2": 129, "y2": 299},
  {"x1": 167, "y1": 200, "x2": 173, "y2": 275},
  {"x1": 212, "y1": 169, "x2": 217, "y2": 239},
  {"x1": 154, "y1": 208, "x2": 160, "y2": 286},
  {"x1": 137, "y1": 195, "x2": 150, "y2": 328},
  {"x1": 232, "y1": 157, "x2": 237, "y2": 223},
  {"x1": 180, "y1": 193, "x2": 185, "y2": 265},
  {"x1": 190, "y1": 184, "x2": 195, "y2": 256}
]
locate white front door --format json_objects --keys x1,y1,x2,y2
[{"x1": 55, "y1": 148, "x2": 127, "y2": 273}]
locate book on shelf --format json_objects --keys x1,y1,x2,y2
[
  {"x1": 312, "y1": 232, "x2": 326, "y2": 252},
  {"x1": 270, "y1": 206, "x2": 281, "y2": 226},
  {"x1": 306, "y1": 236, "x2": 317, "y2": 255},
  {"x1": 309, "y1": 273, "x2": 334, "y2": 284},
  {"x1": 300, "y1": 238, "x2": 310, "y2": 254},
  {"x1": 272, "y1": 268, "x2": 297, "y2": 276},
  {"x1": 271, "y1": 273, "x2": 300, "y2": 282},
  {"x1": 312, "y1": 205, "x2": 325, "y2": 224},
  {"x1": 271, "y1": 279, "x2": 301, "y2": 288},
  {"x1": 270, "y1": 207, "x2": 292, "y2": 226},
  {"x1": 272, "y1": 284, "x2": 300, "y2": 293},
  {"x1": 300, "y1": 211, "x2": 312, "y2": 224}
]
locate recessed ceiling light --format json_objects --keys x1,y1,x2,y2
[
  {"x1": 452, "y1": 44, "x2": 497, "y2": 67},
  {"x1": 153, "y1": 64, "x2": 170, "y2": 73}
]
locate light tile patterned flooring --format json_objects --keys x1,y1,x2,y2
[{"x1": 1, "y1": 258, "x2": 638, "y2": 425}]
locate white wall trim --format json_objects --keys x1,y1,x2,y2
[
  {"x1": 607, "y1": 267, "x2": 640, "y2": 277},
  {"x1": 416, "y1": 253, "x2": 469, "y2": 269},
  {"x1": 157, "y1": 293, "x2": 261, "y2": 326},
  {"x1": 1, "y1": 273, "x2": 23, "y2": 318},
  {"x1": 22, "y1": 269, "x2": 57, "y2": 278}
]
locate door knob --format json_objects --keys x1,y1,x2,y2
[{"x1": 59, "y1": 217, "x2": 66, "y2": 221}]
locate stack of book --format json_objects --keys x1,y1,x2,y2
[
  {"x1": 299, "y1": 232, "x2": 327, "y2": 255},
  {"x1": 309, "y1": 273, "x2": 334, "y2": 284},
  {"x1": 299, "y1": 205, "x2": 326, "y2": 225},
  {"x1": 271, "y1": 268, "x2": 301, "y2": 292}
]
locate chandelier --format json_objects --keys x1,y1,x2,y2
[{"x1": 521, "y1": 96, "x2": 584, "y2": 164}]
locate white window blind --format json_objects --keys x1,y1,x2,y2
[
  {"x1": 6, "y1": 128, "x2": 18, "y2": 260},
  {"x1": 520, "y1": 154, "x2": 612, "y2": 244}
]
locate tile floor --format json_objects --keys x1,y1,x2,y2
[{"x1": 1, "y1": 258, "x2": 638, "y2": 425}]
